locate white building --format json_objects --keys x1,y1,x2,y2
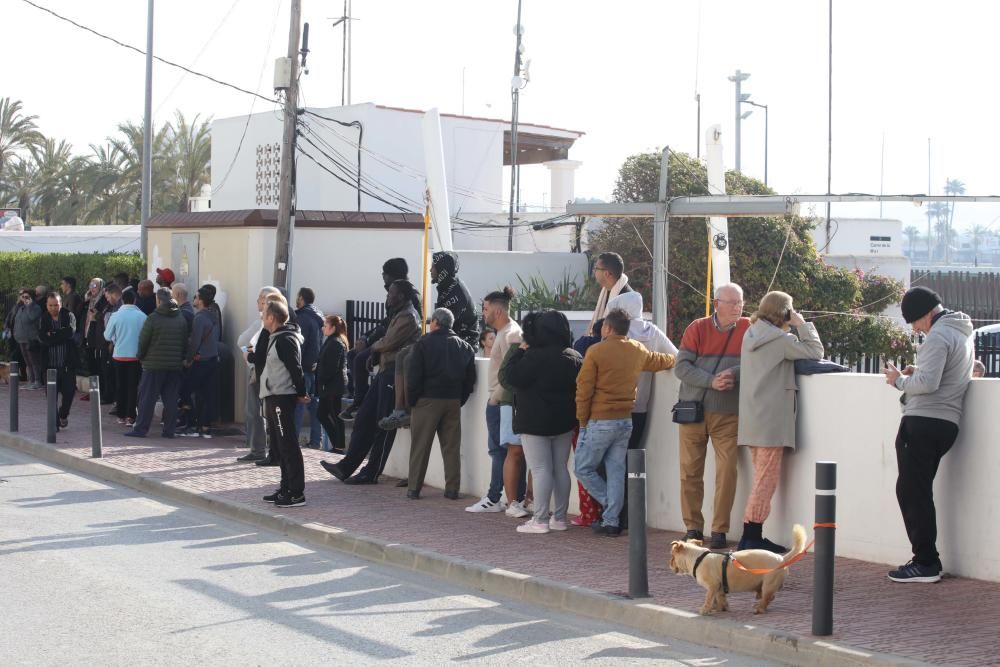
[
  {"x1": 209, "y1": 102, "x2": 585, "y2": 252},
  {"x1": 810, "y1": 218, "x2": 910, "y2": 320}
]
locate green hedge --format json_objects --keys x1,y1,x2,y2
[{"x1": 0, "y1": 251, "x2": 145, "y2": 319}]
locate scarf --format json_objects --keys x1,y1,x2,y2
[{"x1": 589, "y1": 272, "x2": 630, "y2": 332}]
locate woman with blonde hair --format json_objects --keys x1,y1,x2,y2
[{"x1": 736, "y1": 290, "x2": 824, "y2": 552}]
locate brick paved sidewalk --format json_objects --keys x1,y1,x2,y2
[{"x1": 3, "y1": 386, "x2": 998, "y2": 666}]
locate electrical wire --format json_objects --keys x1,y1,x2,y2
[
  {"x1": 20, "y1": 0, "x2": 277, "y2": 104},
  {"x1": 153, "y1": 0, "x2": 245, "y2": 115}
]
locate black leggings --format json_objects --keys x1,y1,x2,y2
[{"x1": 317, "y1": 390, "x2": 345, "y2": 451}]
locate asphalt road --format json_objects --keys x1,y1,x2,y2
[{"x1": 0, "y1": 447, "x2": 775, "y2": 666}]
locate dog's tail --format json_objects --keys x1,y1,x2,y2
[{"x1": 780, "y1": 524, "x2": 808, "y2": 565}]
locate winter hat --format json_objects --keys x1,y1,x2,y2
[
  {"x1": 156, "y1": 267, "x2": 176, "y2": 285},
  {"x1": 382, "y1": 258, "x2": 409, "y2": 281},
  {"x1": 901, "y1": 286, "x2": 941, "y2": 323}
]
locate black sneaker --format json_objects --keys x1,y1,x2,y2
[
  {"x1": 684, "y1": 529, "x2": 704, "y2": 542},
  {"x1": 262, "y1": 490, "x2": 284, "y2": 503},
  {"x1": 592, "y1": 523, "x2": 622, "y2": 537},
  {"x1": 737, "y1": 537, "x2": 788, "y2": 554},
  {"x1": 275, "y1": 494, "x2": 306, "y2": 508},
  {"x1": 339, "y1": 406, "x2": 357, "y2": 422},
  {"x1": 238, "y1": 453, "x2": 266, "y2": 463},
  {"x1": 888, "y1": 559, "x2": 942, "y2": 583}
]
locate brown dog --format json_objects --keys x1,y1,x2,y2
[
  {"x1": 669, "y1": 524, "x2": 807, "y2": 615},
  {"x1": 0, "y1": 362, "x2": 10, "y2": 385}
]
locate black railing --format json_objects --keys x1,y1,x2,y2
[
  {"x1": 345, "y1": 300, "x2": 386, "y2": 347},
  {"x1": 976, "y1": 331, "x2": 1000, "y2": 378}
]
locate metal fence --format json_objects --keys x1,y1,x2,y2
[
  {"x1": 913, "y1": 270, "x2": 1000, "y2": 328},
  {"x1": 976, "y1": 331, "x2": 1000, "y2": 378},
  {"x1": 344, "y1": 300, "x2": 387, "y2": 346}
]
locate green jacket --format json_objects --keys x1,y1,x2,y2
[{"x1": 138, "y1": 301, "x2": 189, "y2": 371}]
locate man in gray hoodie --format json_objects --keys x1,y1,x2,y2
[{"x1": 883, "y1": 286, "x2": 973, "y2": 584}]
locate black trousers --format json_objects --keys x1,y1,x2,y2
[
  {"x1": 265, "y1": 394, "x2": 305, "y2": 497},
  {"x1": 114, "y1": 360, "x2": 141, "y2": 420},
  {"x1": 895, "y1": 415, "x2": 958, "y2": 565},
  {"x1": 352, "y1": 347, "x2": 373, "y2": 405},
  {"x1": 47, "y1": 366, "x2": 76, "y2": 421},
  {"x1": 317, "y1": 390, "x2": 345, "y2": 451},
  {"x1": 339, "y1": 368, "x2": 397, "y2": 479}
]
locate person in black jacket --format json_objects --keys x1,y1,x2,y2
[
  {"x1": 405, "y1": 307, "x2": 477, "y2": 499},
  {"x1": 431, "y1": 252, "x2": 479, "y2": 348},
  {"x1": 246, "y1": 291, "x2": 289, "y2": 466},
  {"x1": 503, "y1": 309, "x2": 583, "y2": 534},
  {"x1": 38, "y1": 292, "x2": 78, "y2": 429},
  {"x1": 258, "y1": 300, "x2": 310, "y2": 508},
  {"x1": 294, "y1": 286, "x2": 324, "y2": 447},
  {"x1": 316, "y1": 315, "x2": 349, "y2": 453}
]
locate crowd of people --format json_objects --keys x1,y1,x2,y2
[{"x1": 6, "y1": 248, "x2": 976, "y2": 584}]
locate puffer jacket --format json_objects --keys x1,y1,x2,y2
[{"x1": 138, "y1": 301, "x2": 189, "y2": 371}]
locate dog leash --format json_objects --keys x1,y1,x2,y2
[{"x1": 729, "y1": 523, "x2": 837, "y2": 575}]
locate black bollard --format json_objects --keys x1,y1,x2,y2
[
  {"x1": 46, "y1": 368, "x2": 57, "y2": 443},
  {"x1": 627, "y1": 449, "x2": 649, "y2": 598},
  {"x1": 9, "y1": 361, "x2": 19, "y2": 432},
  {"x1": 89, "y1": 376, "x2": 102, "y2": 458},
  {"x1": 812, "y1": 461, "x2": 837, "y2": 636}
]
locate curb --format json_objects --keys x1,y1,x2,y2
[{"x1": 0, "y1": 433, "x2": 929, "y2": 667}]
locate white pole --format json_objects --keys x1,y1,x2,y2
[{"x1": 706, "y1": 125, "x2": 731, "y2": 289}]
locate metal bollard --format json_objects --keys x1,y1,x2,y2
[
  {"x1": 627, "y1": 449, "x2": 649, "y2": 598},
  {"x1": 46, "y1": 368, "x2": 58, "y2": 443},
  {"x1": 89, "y1": 375, "x2": 102, "y2": 458},
  {"x1": 9, "y1": 361, "x2": 19, "y2": 432},
  {"x1": 812, "y1": 461, "x2": 837, "y2": 636}
]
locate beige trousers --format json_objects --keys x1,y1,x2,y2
[{"x1": 678, "y1": 411, "x2": 740, "y2": 533}]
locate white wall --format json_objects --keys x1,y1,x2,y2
[
  {"x1": 812, "y1": 218, "x2": 903, "y2": 257},
  {"x1": 383, "y1": 368, "x2": 1000, "y2": 582},
  {"x1": 453, "y1": 250, "x2": 588, "y2": 308},
  {"x1": 0, "y1": 226, "x2": 140, "y2": 253}
]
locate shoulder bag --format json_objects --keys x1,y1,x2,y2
[{"x1": 672, "y1": 326, "x2": 736, "y2": 424}]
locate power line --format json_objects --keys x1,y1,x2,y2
[{"x1": 20, "y1": 0, "x2": 277, "y2": 104}]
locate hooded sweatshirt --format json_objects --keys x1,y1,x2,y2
[
  {"x1": 606, "y1": 292, "x2": 678, "y2": 413},
  {"x1": 894, "y1": 310, "x2": 974, "y2": 425},
  {"x1": 432, "y1": 251, "x2": 480, "y2": 348}
]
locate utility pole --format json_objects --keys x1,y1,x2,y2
[
  {"x1": 273, "y1": 0, "x2": 302, "y2": 290},
  {"x1": 728, "y1": 69, "x2": 750, "y2": 172},
  {"x1": 507, "y1": 0, "x2": 525, "y2": 251},
  {"x1": 140, "y1": 0, "x2": 153, "y2": 262},
  {"x1": 825, "y1": 0, "x2": 833, "y2": 248}
]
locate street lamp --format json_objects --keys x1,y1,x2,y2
[
  {"x1": 742, "y1": 99, "x2": 769, "y2": 186},
  {"x1": 728, "y1": 69, "x2": 751, "y2": 171}
]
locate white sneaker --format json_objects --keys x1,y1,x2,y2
[
  {"x1": 465, "y1": 496, "x2": 506, "y2": 513},
  {"x1": 516, "y1": 519, "x2": 550, "y2": 534},
  {"x1": 548, "y1": 518, "x2": 568, "y2": 531},
  {"x1": 505, "y1": 501, "x2": 530, "y2": 518}
]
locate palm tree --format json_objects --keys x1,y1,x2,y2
[
  {"x1": 926, "y1": 202, "x2": 949, "y2": 262},
  {"x1": 944, "y1": 178, "x2": 965, "y2": 264},
  {"x1": 903, "y1": 225, "x2": 921, "y2": 261},
  {"x1": 1, "y1": 157, "x2": 40, "y2": 222},
  {"x1": 82, "y1": 143, "x2": 126, "y2": 225},
  {"x1": 167, "y1": 111, "x2": 211, "y2": 212},
  {"x1": 108, "y1": 121, "x2": 174, "y2": 223},
  {"x1": 0, "y1": 98, "x2": 43, "y2": 177},
  {"x1": 29, "y1": 138, "x2": 73, "y2": 225},
  {"x1": 970, "y1": 224, "x2": 989, "y2": 267}
]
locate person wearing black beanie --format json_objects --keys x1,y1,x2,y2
[{"x1": 882, "y1": 287, "x2": 974, "y2": 583}]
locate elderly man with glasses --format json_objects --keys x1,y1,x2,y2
[{"x1": 672, "y1": 282, "x2": 750, "y2": 550}]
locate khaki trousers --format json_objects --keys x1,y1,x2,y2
[
  {"x1": 408, "y1": 397, "x2": 462, "y2": 495},
  {"x1": 678, "y1": 411, "x2": 739, "y2": 533}
]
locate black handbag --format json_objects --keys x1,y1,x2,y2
[{"x1": 671, "y1": 326, "x2": 736, "y2": 424}]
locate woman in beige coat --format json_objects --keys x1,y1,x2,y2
[{"x1": 736, "y1": 291, "x2": 824, "y2": 553}]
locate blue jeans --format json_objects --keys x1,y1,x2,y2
[
  {"x1": 574, "y1": 418, "x2": 633, "y2": 527},
  {"x1": 485, "y1": 403, "x2": 504, "y2": 503},
  {"x1": 294, "y1": 370, "x2": 322, "y2": 445}
]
